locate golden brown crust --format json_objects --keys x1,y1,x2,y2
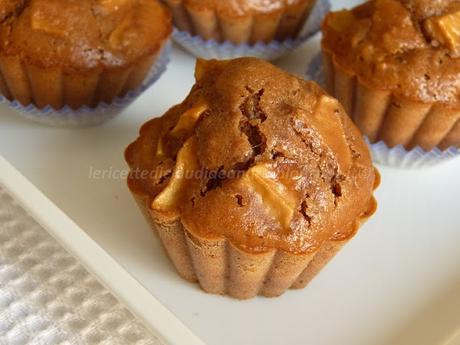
[
  {"x1": 321, "y1": 0, "x2": 460, "y2": 149},
  {"x1": 163, "y1": 0, "x2": 316, "y2": 43},
  {"x1": 0, "y1": 0, "x2": 24, "y2": 22},
  {"x1": 183, "y1": 0, "x2": 309, "y2": 17},
  {"x1": 322, "y1": 0, "x2": 460, "y2": 106},
  {"x1": 0, "y1": 0, "x2": 172, "y2": 70},
  {"x1": 126, "y1": 58, "x2": 378, "y2": 255},
  {"x1": 0, "y1": 0, "x2": 172, "y2": 109},
  {"x1": 322, "y1": 48, "x2": 460, "y2": 150},
  {"x1": 125, "y1": 58, "x2": 379, "y2": 297}
]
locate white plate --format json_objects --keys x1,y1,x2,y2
[
  {"x1": 0, "y1": 157, "x2": 204, "y2": 345},
  {"x1": 1, "y1": 1, "x2": 460, "y2": 344}
]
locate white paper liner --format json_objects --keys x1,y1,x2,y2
[
  {"x1": 306, "y1": 52, "x2": 460, "y2": 168},
  {"x1": 172, "y1": 0, "x2": 330, "y2": 60},
  {"x1": 2, "y1": 42, "x2": 172, "y2": 128},
  {"x1": 369, "y1": 140, "x2": 460, "y2": 168}
]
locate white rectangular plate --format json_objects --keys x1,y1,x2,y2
[
  {"x1": 0, "y1": 157, "x2": 204, "y2": 345},
  {"x1": 1, "y1": 1, "x2": 460, "y2": 344}
]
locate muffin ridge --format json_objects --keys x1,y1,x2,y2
[{"x1": 164, "y1": 0, "x2": 316, "y2": 43}]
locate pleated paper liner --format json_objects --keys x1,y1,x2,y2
[
  {"x1": 306, "y1": 51, "x2": 460, "y2": 168},
  {"x1": 370, "y1": 140, "x2": 460, "y2": 168},
  {"x1": 127, "y1": 172, "x2": 378, "y2": 300},
  {"x1": 1, "y1": 42, "x2": 172, "y2": 128},
  {"x1": 172, "y1": 0, "x2": 331, "y2": 61}
]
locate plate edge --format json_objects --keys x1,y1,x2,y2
[{"x1": 0, "y1": 154, "x2": 205, "y2": 345}]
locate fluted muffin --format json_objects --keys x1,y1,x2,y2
[
  {"x1": 125, "y1": 58, "x2": 379, "y2": 299},
  {"x1": 0, "y1": 0, "x2": 171, "y2": 110},
  {"x1": 322, "y1": 0, "x2": 460, "y2": 151},
  {"x1": 163, "y1": 0, "x2": 317, "y2": 44}
]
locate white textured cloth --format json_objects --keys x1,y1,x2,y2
[{"x1": 0, "y1": 187, "x2": 163, "y2": 345}]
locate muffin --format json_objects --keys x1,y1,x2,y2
[
  {"x1": 164, "y1": 0, "x2": 329, "y2": 60},
  {"x1": 0, "y1": 0, "x2": 172, "y2": 124},
  {"x1": 321, "y1": 0, "x2": 460, "y2": 153},
  {"x1": 166, "y1": 0, "x2": 316, "y2": 44},
  {"x1": 125, "y1": 58, "x2": 379, "y2": 299}
]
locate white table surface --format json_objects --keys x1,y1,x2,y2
[{"x1": 1, "y1": 1, "x2": 460, "y2": 344}]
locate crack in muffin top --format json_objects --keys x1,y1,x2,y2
[
  {"x1": 322, "y1": 0, "x2": 460, "y2": 105},
  {"x1": 0, "y1": 0, "x2": 172, "y2": 70},
  {"x1": 126, "y1": 58, "x2": 377, "y2": 254}
]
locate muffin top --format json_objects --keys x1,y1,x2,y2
[
  {"x1": 126, "y1": 58, "x2": 377, "y2": 254},
  {"x1": 184, "y1": 0, "x2": 310, "y2": 17},
  {"x1": 0, "y1": 0, "x2": 172, "y2": 71},
  {"x1": 322, "y1": 0, "x2": 460, "y2": 105}
]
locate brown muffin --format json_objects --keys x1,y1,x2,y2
[
  {"x1": 163, "y1": 0, "x2": 317, "y2": 44},
  {"x1": 322, "y1": 0, "x2": 460, "y2": 151},
  {"x1": 0, "y1": 0, "x2": 172, "y2": 110},
  {"x1": 125, "y1": 58, "x2": 379, "y2": 299}
]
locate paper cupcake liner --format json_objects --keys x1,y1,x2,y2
[
  {"x1": 128, "y1": 177, "x2": 377, "y2": 299},
  {"x1": 172, "y1": 0, "x2": 330, "y2": 60},
  {"x1": 2, "y1": 42, "x2": 172, "y2": 128},
  {"x1": 369, "y1": 140, "x2": 460, "y2": 168},
  {"x1": 306, "y1": 51, "x2": 460, "y2": 168}
]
